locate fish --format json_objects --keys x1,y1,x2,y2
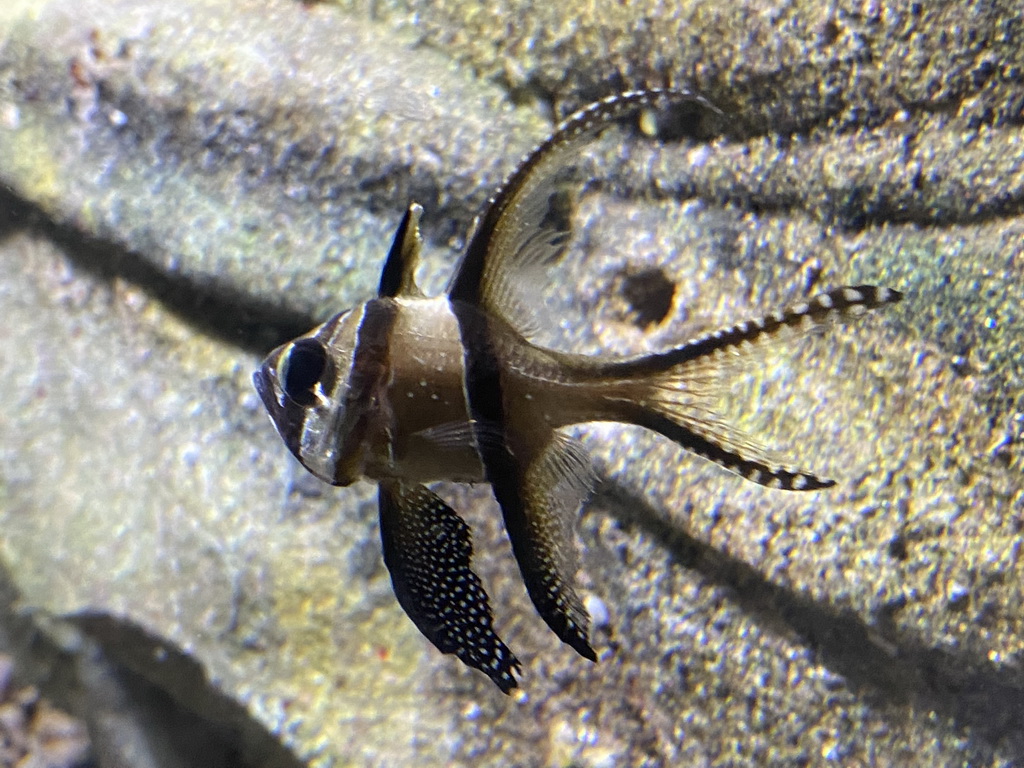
[{"x1": 253, "y1": 88, "x2": 902, "y2": 693}]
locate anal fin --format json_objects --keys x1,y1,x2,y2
[{"x1": 496, "y1": 434, "x2": 598, "y2": 661}]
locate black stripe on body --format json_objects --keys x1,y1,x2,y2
[
  {"x1": 451, "y1": 301, "x2": 597, "y2": 661},
  {"x1": 332, "y1": 298, "x2": 398, "y2": 483},
  {"x1": 604, "y1": 286, "x2": 902, "y2": 378},
  {"x1": 274, "y1": 378, "x2": 317, "y2": 467}
]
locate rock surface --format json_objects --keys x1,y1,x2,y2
[{"x1": 1, "y1": 0, "x2": 1022, "y2": 766}]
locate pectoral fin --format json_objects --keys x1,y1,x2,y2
[{"x1": 378, "y1": 480, "x2": 520, "y2": 692}]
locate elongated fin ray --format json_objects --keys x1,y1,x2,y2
[
  {"x1": 378, "y1": 203, "x2": 425, "y2": 298},
  {"x1": 613, "y1": 286, "x2": 903, "y2": 377},
  {"x1": 378, "y1": 481, "x2": 521, "y2": 692},
  {"x1": 412, "y1": 419, "x2": 507, "y2": 454},
  {"x1": 449, "y1": 88, "x2": 712, "y2": 327},
  {"x1": 629, "y1": 406, "x2": 836, "y2": 490}
]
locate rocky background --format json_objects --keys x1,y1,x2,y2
[{"x1": 1, "y1": 0, "x2": 1022, "y2": 766}]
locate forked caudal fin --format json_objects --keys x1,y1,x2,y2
[{"x1": 606, "y1": 285, "x2": 902, "y2": 490}]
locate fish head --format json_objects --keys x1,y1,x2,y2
[{"x1": 253, "y1": 306, "x2": 372, "y2": 486}]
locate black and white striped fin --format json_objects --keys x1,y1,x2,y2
[
  {"x1": 669, "y1": 285, "x2": 902, "y2": 369},
  {"x1": 449, "y1": 88, "x2": 712, "y2": 323},
  {"x1": 603, "y1": 286, "x2": 901, "y2": 381},
  {"x1": 628, "y1": 407, "x2": 836, "y2": 491},
  {"x1": 611, "y1": 285, "x2": 901, "y2": 490},
  {"x1": 378, "y1": 481, "x2": 521, "y2": 693}
]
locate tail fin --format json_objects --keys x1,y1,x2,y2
[{"x1": 607, "y1": 285, "x2": 902, "y2": 490}]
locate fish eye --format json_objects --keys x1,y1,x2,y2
[{"x1": 281, "y1": 338, "x2": 328, "y2": 406}]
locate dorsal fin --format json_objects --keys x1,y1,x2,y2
[
  {"x1": 378, "y1": 202, "x2": 425, "y2": 298},
  {"x1": 447, "y1": 88, "x2": 714, "y2": 317}
]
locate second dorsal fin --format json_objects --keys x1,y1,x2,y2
[
  {"x1": 378, "y1": 202, "x2": 426, "y2": 298},
  {"x1": 447, "y1": 88, "x2": 713, "y2": 314}
]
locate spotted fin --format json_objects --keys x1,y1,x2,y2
[
  {"x1": 493, "y1": 433, "x2": 598, "y2": 661},
  {"x1": 609, "y1": 285, "x2": 902, "y2": 490},
  {"x1": 378, "y1": 203, "x2": 425, "y2": 298},
  {"x1": 378, "y1": 480, "x2": 520, "y2": 692},
  {"x1": 448, "y1": 88, "x2": 712, "y2": 325}
]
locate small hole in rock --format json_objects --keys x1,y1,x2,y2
[
  {"x1": 620, "y1": 268, "x2": 675, "y2": 328},
  {"x1": 887, "y1": 535, "x2": 908, "y2": 561}
]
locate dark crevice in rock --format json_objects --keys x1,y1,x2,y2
[
  {"x1": 0, "y1": 566, "x2": 91, "y2": 767},
  {"x1": 593, "y1": 481, "x2": 1024, "y2": 766},
  {"x1": 0, "y1": 187, "x2": 316, "y2": 356}
]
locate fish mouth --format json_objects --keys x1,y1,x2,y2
[
  {"x1": 252, "y1": 367, "x2": 275, "y2": 412},
  {"x1": 252, "y1": 362, "x2": 309, "y2": 468},
  {"x1": 252, "y1": 363, "x2": 288, "y2": 436}
]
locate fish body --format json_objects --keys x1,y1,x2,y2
[{"x1": 254, "y1": 89, "x2": 902, "y2": 692}]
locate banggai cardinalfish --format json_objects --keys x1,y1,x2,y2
[{"x1": 254, "y1": 88, "x2": 902, "y2": 692}]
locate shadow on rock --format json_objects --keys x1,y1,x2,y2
[
  {"x1": 598, "y1": 481, "x2": 1024, "y2": 765},
  {"x1": 0, "y1": 186, "x2": 315, "y2": 356}
]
